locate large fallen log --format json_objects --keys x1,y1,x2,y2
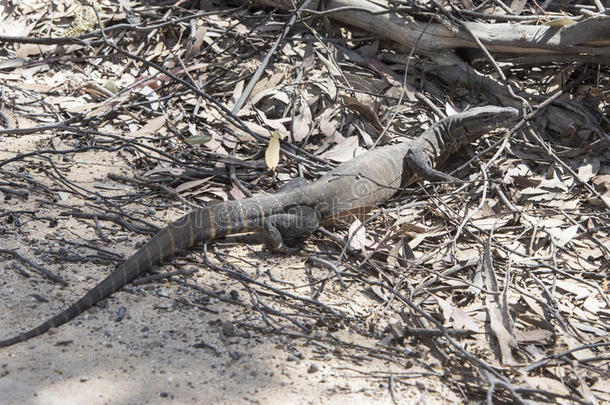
[{"x1": 249, "y1": 0, "x2": 610, "y2": 59}]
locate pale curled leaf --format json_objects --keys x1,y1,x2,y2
[
  {"x1": 583, "y1": 295, "x2": 605, "y2": 314},
  {"x1": 592, "y1": 379, "x2": 610, "y2": 395},
  {"x1": 251, "y1": 72, "x2": 285, "y2": 99},
  {"x1": 254, "y1": 107, "x2": 289, "y2": 133},
  {"x1": 592, "y1": 174, "x2": 610, "y2": 189},
  {"x1": 132, "y1": 113, "x2": 168, "y2": 137},
  {"x1": 315, "y1": 50, "x2": 342, "y2": 76},
  {"x1": 265, "y1": 130, "x2": 281, "y2": 171},
  {"x1": 576, "y1": 158, "x2": 600, "y2": 183},
  {"x1": 521, "y1": 295, "x2": 545, "y2": 318},
  {"x1": 347, "y1": 218, "x2": 366, "y2": 251},
  {"x1": 292, "y1": 97, "x2": 312, "y2": 142},
  {"x1": 319, "y1": 113, "x2": 341, "y2": 139},
  {"x1": 539, "y1": 173, "x2": 569, "y2": 191},
  {"x1": 249, "y1": 87, "x2": 290, "y2": 107},
  {"x1": 572, "y1": 321, "x2": 606, "y2": 336},
  {"x1": 435, "y1": 297, "x2": 481, "y2": 332}
]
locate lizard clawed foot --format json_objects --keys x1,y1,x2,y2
[{"x1": 261, "y1": 206, "x2": 319, "y2": 253}]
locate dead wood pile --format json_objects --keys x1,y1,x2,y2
[{"x1": 0, "y1": 1, "x2": 609, "y2": 404}]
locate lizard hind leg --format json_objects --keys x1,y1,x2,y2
[
  {"x1": 276, "y1": 177, "x2": 308, "y2": 193},
  {"x1": 262, "y1": 206, "x2": 319, "y2": 252}
]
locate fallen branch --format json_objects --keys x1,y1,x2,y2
[{"x1": 248, "y1": 0, "x2": 610, "y2": 59}]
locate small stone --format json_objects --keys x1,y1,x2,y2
[{"x1": 222, "y1": 321, "x2": 235, "y2": 337}]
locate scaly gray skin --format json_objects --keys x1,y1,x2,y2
[{"x1": 0, "y1": 105, "x2": 518, "y2": 347}]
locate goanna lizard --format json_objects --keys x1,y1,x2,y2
[{"x1": 0, "y1": 105, "x2": 518, "y2": 347}]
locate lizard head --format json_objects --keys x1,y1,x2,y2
[{"x1": 458, "y1": 106, "x2": 520, "y2": 135}]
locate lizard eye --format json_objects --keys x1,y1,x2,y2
[{"x1": 479, "y1": 113, "x2": 492, "y2": 121}]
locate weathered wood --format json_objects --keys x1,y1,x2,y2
[{"x1": 247, "y1": 0, "x2": 610, "y2": 58}]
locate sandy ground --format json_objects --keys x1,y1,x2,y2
[{"x1": 0, "y1": 135, "x2": 454, "y2": 405}]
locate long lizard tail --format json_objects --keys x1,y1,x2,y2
[{"x1": 0, "y1": 206, "x2": 217, "y2": 347}]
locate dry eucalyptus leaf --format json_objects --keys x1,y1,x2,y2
[
  {"x1": 451, "y1": 307, "x2": 481, "y2": 332},
  {"x1": 470, "y1": 202, "x2": 512, "y2": 230},
  {"x1": 390, "y1": 217, "x2": 425, "y2": 237},
  {"x1": 444, "y1": 102, "x2": 459, "y2": 116},
  {"x1": 292, "y1": 97, "x2": 312, "y2": 142},
  {"x1": 174, "y1": 178, "x2": 212, "y2": 194},
  {"x1": 577, "y1": 158, "x2": 600, "y2": 183},
  {"x1": 555, "y1": 279, "x2": 591, "y2": 299},
  {"x1": 265, "y1": 130, "x2": 281, "y2": 171},
  {"x1": 228, "y1": 183, "x2": 247, "y2": 201},
  {"x1": 228, "y1": 79, "x2": 244, "y2": 110},
  {"x1": 527, "y1": 376, "x2": 571, "y2": 396},
  {"x1": 386, "y1": 241, "x2": 403, "y2": 268},
  {"x1": 592, "y1": 379, "x2": 610, "y2": 395},
  {"x1": 347, "y1": 218, "x2": 366, "y2": 251},
  {"x1": 539, "y1": 174, "x2": 569, "y2": 191},
  {"x1": 325, "y1": 76, "x2": 337, "y2": 99},
  {"x1": 516, "y1": 328, "x2": 553, "y2": 343},
  {"x1": 132, "y1": 113, "x2": 168, "y2": 137},
  {"x1": 545, "y1": 225, "x2": 580, "y2": 248},
  {"x1": 184, "y1": 25, "x2": 207, "y2": 60},
  {"x1": 315, "y1": 50, "x2": 342, "y2": 76},
  {"x1": 319, "y1": 114, "x2": 341, "y2": 139},
  {"x1": 321, "y1": 135, "x2": 361, "y2": 163},
  {"x1": 254, "y1": 108, "x2": 289, "y2": 132},
  {"x1": 185, "y1": 135, "x2": 212, "y2": 145},
  {"x1": 436, "y1": 297, "x2": 454, "y2": 324},
  {"x1": 510, "y1": 0, "x2": 527, "y2": 14},
  {"x1": 544, "y1": 18, "x2": 576, "y2": 27},
  {"x1": 342, "y1": 95, "x2": 382, "y2": 129},
  {"x1": 592, "y1": 174, "x2": 610, "y2": 189},
  {"x1": 521, "y1": 295, "x2": 545, "y2": 318}
]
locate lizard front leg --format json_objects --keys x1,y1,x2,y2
[
  {"x1": 262, "y1": 206, "x2": 320, "y2": 252},
  {"x1": 405, "y1": 149, "x2": 459, "y2": 183}
]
